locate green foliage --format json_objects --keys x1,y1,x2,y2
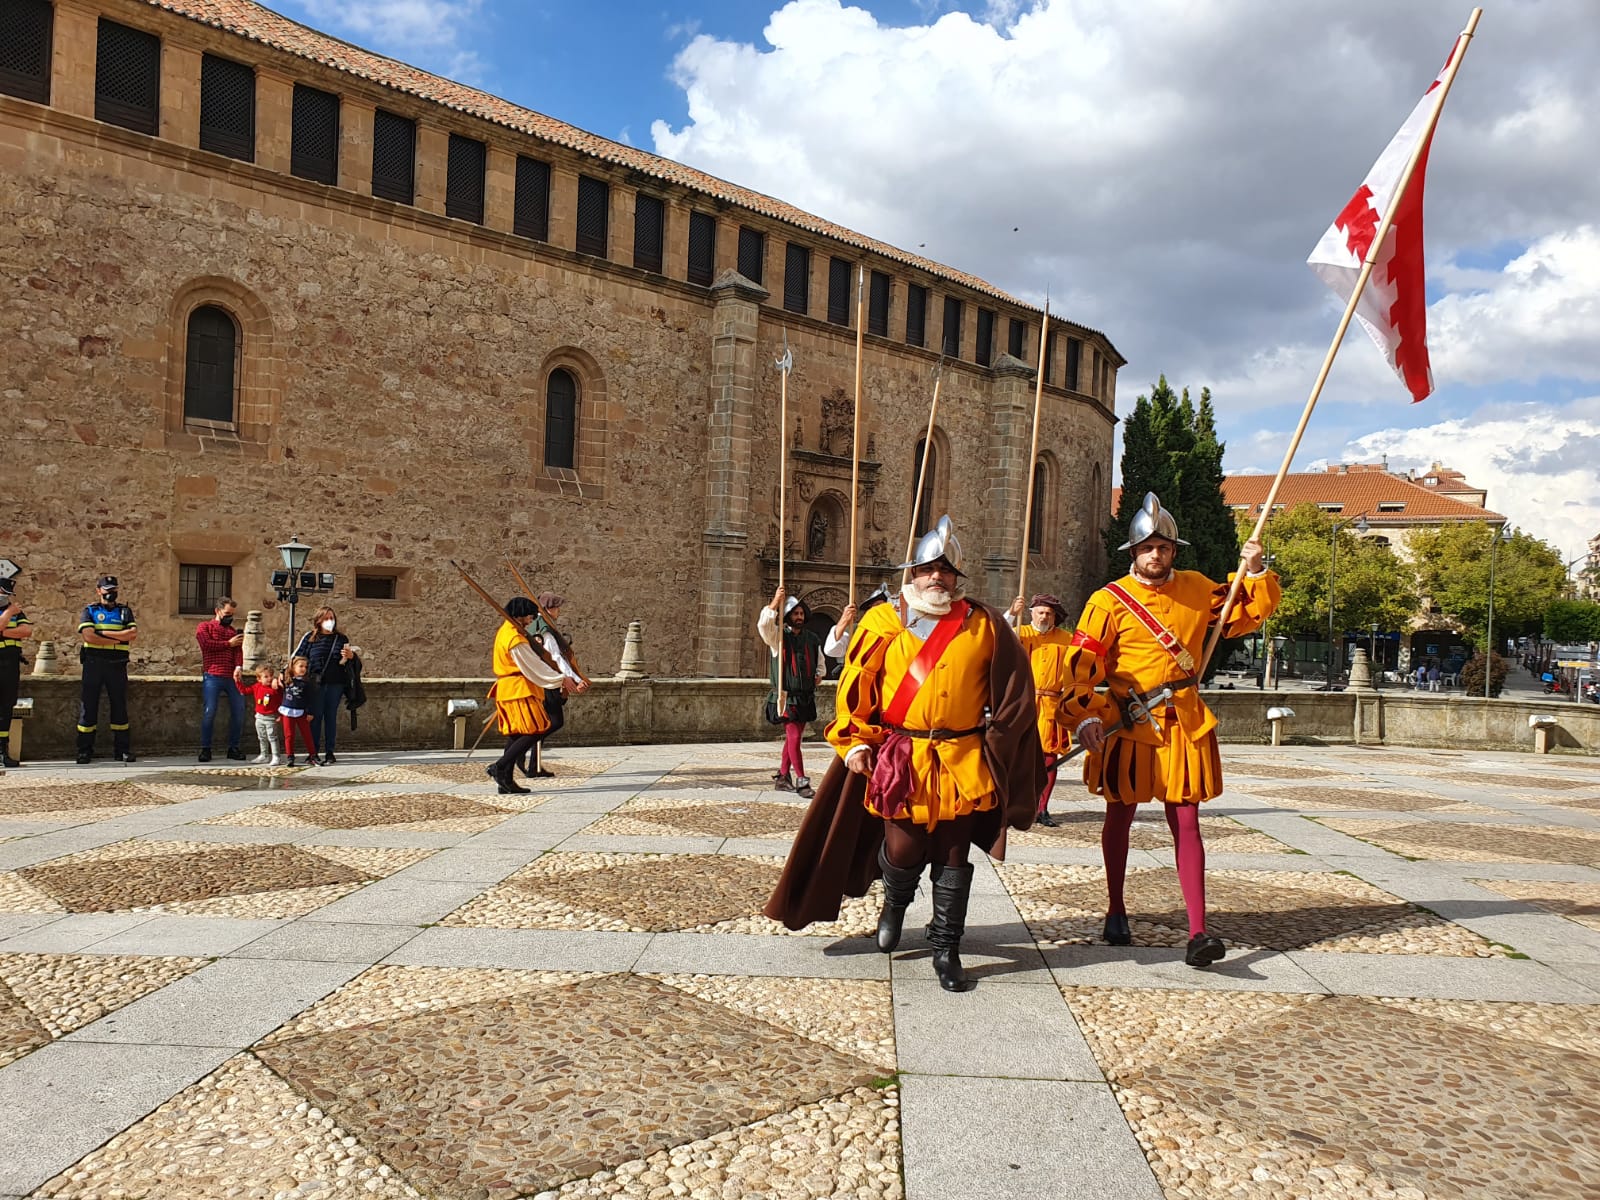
[
  {"x1": 1409, "y1": 523, "x2": 1568, "y2": 647},
  {"x1": 1248, "y1": 504, "x2": 1418, "y2": 638},
  {"x1": 1459, "y1": 651, "x2": 1509, "y2": 698},
  {"x1": 1544, "y1": 599, "x2": 1600, "y2": 643},
  {"x1": 1108, "y1": 377, "x2": 1238, "y2": 582}
]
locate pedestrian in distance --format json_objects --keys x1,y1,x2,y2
[
  {"x1": 76, "y1": 574, "x2": 138, "y2": 763},
  {"x1": 196, "y1": 597, "x2": 246, "y2": 761}
]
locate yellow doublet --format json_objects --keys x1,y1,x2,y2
[
  {"x1": 1060, "y1": 569, "x2": 1280, "y2": 805},
  {"x1": 828, "y1": 600, "x2": 999, "y2": 829},
  {"x1": 1016, "y1": 624, "x2": 1074, "y2": 756},
  {"x1": 490, "y1": 620, "x2": 549, "y2": 736}
]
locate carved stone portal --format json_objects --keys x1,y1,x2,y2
[{"x1": 819, "y1": 387, "x2": 853, "y2": 456}]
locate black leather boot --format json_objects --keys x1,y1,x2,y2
[
  {"x1": 926, "y1": 862, "x2": 976, "y2": 992},
  {"x1": 875, "y1": 844, "x2": 923, "y2": 953}
]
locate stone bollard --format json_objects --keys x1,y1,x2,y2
[
  {"x1": 31, "y1": 640, "x2": 59, "y2": 675},
  {"x1": 1347, "y1": 647, "x2": 1375, "y2": 691},
  {"x1": 242, "y1": 610, "x2": 266, "y2": 671},
  {"x1": 615, "y1": 620, "x2": 647, "y2": 680}
]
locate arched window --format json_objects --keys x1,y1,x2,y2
[
  {"x1": 912, "y1": 438, "x2": 937, "y2": 532},
  {"x1": 1028, "y1": 461, "x2": 1048, "y2": 554},
  {"x1": 183, "y1": 305, "x2": 238, "y2": 424},
  {"x1": 544, "y1": 368, "x2": 578, "y2": 469}
]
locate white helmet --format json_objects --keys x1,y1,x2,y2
[
  {"x1": 899, "y1": 515, "x2": 964, "y2": 577},
  {"x1": 1117, "y1": 492, "x2": 1189, "y2": 552}
]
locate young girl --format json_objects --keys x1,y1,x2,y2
[
  {"x1": 279, "y1": 656, "x2": 319, "y2": 767},
  {"x1": 234, "y1": 662, "x2": 285, "y2": 766}
]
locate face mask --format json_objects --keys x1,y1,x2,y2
[
  {"x1": 321, "y1": 620, "x2": 335, "y2": 632},
  {"x1": 219, "y1": 614, "x2": 235, "y2": 627},
  {"x1": 100, "y1": 590, "x2": 118, "y2": 604}
]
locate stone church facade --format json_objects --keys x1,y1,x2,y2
[{"x1": 0, "y1": 0, "x2": 1122, "y2": 678}]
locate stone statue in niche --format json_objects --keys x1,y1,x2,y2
[
  {"x1": 819, "y1": 387, "x2": 853, "y2": 457},
  {"x1": 807, "y1": 509, "x2": 828, "y2": 561},
  {"x1": 867, "y1": 538, "x2": 891, "y2": 565},
  {"x1": 867, "y1": 433, "x2": 878, "y2": 461},
  {"x1": 792, "y1": 415, "x2": 804, "y2": 449}
]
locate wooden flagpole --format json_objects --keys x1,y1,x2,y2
[
  {"x1": 905, "y1": 356, "x2": 946, "y2": 565},
  {"x1": 775, "y1": 331, "x2": 793, "y2": 714},
  {"x1": 1017, "y1": 300, "x2": 1050, "y2": 604},
  {"x1": 848, "y1": 264, "x2": 866, "y2": 602},
  {"x1": 1199, "y1": 7, "x2": 1482, "y2": 677}
]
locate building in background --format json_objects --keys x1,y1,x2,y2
[{"x1": 0, "y1": 0, "x2": 1120, "y2": 677}]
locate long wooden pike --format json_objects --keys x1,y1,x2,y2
[
  {"x1": 451, "y1": 560, "x2": 558, "y2": 672},
  {"x1": 905, "y1": 355, "x2": 946, "y2": 566},
  {"x1": 1199, "y1": 8, "x2": 1482, "y2": 677},
  {"x1": 848, "y1": 264, "x2": 866, "y2": 602},
  {"x1": 504, "y1": 559, "x2": 589, "y2": 685},
  {"x1": 1017, "y1": 298, "x2": 1050, "y2": 603},
  {"x1": 774, "y1": 331, "x2": 794, "y2": 715}
]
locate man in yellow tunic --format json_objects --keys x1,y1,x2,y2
[
  {"x1": 1061, "y1": 492, "x2": 1280, "y2": 968},
  {"x1": 765, "y1": 516, "x2": 1043, "y2": 987},
  {"x1": 1007, "y1": 592, "x2": 1074, "y2": 826},
  {"x1": 485, "y1": 597, "x2": 564, "y2": 795}
]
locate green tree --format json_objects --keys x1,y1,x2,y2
[
  {"x1": 1107, "y1": 377, "x2": 1238, "y2": 582},
  {"x1": 1250, "y1": 504, "x2": 1418, "y2": 639},
  {"x1": 1544, "y1": 599, "x2": 1600, "y2": 643},
  {"x1": 1409, "y1": 523, "x2": 1568, "y2": 648}
]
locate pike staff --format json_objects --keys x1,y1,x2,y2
[
  {"x1": 848, "y1": 264, "x2": 866, "y2": 602},
  {"x1": 775, "y1": 331, "x2": 794, "y2": 713},
  {"x1": 1199, "y1": 7, "x2": 1482, "y2": 678},
  {"x1": 451, "y1": 560, "x2": 556, "y2": 759},
  {"x1": 1017, "y1": 299, "x2": 1049, "y2": 602},
  {"x1": 504, "y1": 559, "x2": 589, "y2": 686},
  {"x1": 905, "y1": 355, "x2": 946, "y2": 565}
]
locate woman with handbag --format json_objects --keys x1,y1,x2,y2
[{"x1": 293, "y1": 606, "x2": 360, "y2": 764}]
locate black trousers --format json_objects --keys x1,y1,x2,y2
[
  {"x1": 78, "y1": 655, "x2": 131, "y2": 756},
  {"x1": 0, "y1": 650, "x2": 19, "y2": 760},
  {"x1": 523, "y1": 689, "x2": 566, "y2": 771}
]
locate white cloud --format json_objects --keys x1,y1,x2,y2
[
  {"x1": 295, "y1": 0, "x2": 488, "y2": 79},
  {"x1": 1347, "y1": 398, "x2": 1600, "y2": 561}
]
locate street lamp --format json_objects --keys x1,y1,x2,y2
[
  {"x1": 1327, "y1": 513, "x2": 1369, "y2": 685},
  {"x1": 1270, "y1": 634, "x2": 1290, "y2": 689},
  {"x1": 275, "y1": 537, "x2": 313, "y2": 658},
  {"x1": 1369, "y1": 621, "x2": 1381, "y2": 682},
  {"x1": 1484, "y1": 523, "x2": 1512, "y2": 699}
]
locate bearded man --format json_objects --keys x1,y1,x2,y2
[
  {"x1": 1060, "y1": 493, "x2": 1280, "y2": 968},
  {"x1": 1007, "y1": 592, "x2": 1074, "y2": 826},
  {"x1": 765, "y1": 516, "x2": 1044, "y2": 991},
  {"x1": 757, "y1": 589, "x2": 853, "y2": 798}
]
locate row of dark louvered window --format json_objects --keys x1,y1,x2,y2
[
  {"x1": 868, "y1": 272, "x2": 890, "y2": 337},
  {"x1": 634, "y1": 193, "x2": 664, "y2": 273},
  {"x1": 687, "y1": 211, "x2": 716, "y2": 286},
  {"x1": 905, "y1": 285, "x2": 928, "y2": 349},
  {"x1": 0, "y1": 0, "x2": 52, "y2": 104},
  {"x1": 827, "y1": 258, "x2": 852, "y2": 326},
  {"x1": 576, "y1": 174, "x2": 608, "y2": 257},
  {"x1": 782, "y1": 243, "x2": 810, "y2": 314},
  {"x1": 975, "y1": 308, "x2": 994, "y2": 367}
]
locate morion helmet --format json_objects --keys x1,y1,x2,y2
[
  {"x1": 1117, "y1": 492, "x2": 1189, "y2": 552},
  {"x1": 899, "y1": 514, "x2": 965, "y2": 577}
]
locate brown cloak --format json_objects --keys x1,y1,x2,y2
[{"x1": 763, "y1": 598, "x2": 1046, "y2": 931}]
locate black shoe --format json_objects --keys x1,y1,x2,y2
[
  {"x1": 491, "y1": 762, "x2": 529, "y2": 795},
  {"x1": 76, "y1": 751, "x2": 92, "y2": 764},
  {"x1": 116, "y1": 752, "x2": 136, "y2": 763},
  {"x1": 772, "y1": 772, "x2": 794, "y2": 792},
  {"x1": 323, "y1": 753, "x2": 337, "y2": 764},
  {"x1": 875, "y1": 845, "x2": 923, "y2": 954},
  {"x1": 226, "y1": 747, "x2": 246, "y2": 761},
  {"x1": 2, "y1": 754, "x2": 18, "y2": 769},
  {"x1": 1185, "y1": 933, "x2": 1226, "y2": 969},
  {"x1": 927, "y1": 863, "x2": 976, "y2": 992},
  {"x1": 286, "y1": 755, "x2": 297, "y2": 767},
  {"x1": 1102, "y1": 913, "x2": 1131, "y2": 945},
  {"x1": 306, "y1": 755, "x2": 322, "y2": 767},
  {"x1": 198, "y1": 748, "x2": 213, "y2": 763},
  {"x1": 1036, "y1": 810, "x2": 1058, "y2": 827}
]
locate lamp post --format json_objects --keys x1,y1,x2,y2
[
  {"x1": 1369, "y1": 621, "x2": 1381, "y2": 683},
  {"x1": 277, "y1": 537, "x2": 312, "y2": 658},
  {"x1": 1326, "y1": 513, "x2": 1369, "y2": 685},
  {"x1": 1483, "y1": 523, "x2": 1511, "y2": 699},
  {"x1": 1270, "y1": 634, "x2": 1289, "y2": 690}
]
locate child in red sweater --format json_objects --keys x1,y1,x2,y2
[{"x1": 234, "y1": 663, "x2": 285, "y2": 766}]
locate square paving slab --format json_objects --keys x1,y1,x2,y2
[
  {"x1": 203, "y1": 789, "x2": 528, "y2": 832},
  {"x1": 586, "y1": 796, "x2": 807, "y2": 838},
  {"x1": 0, "y1": 952, "x2": 205, "y2": 1067}
]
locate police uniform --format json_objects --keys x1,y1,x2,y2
[
  {"x1": 0, "y1": 589, "x2": 29, "y2": 767},
  {"x1": 78, "y1": 581, "x2": 137, "y2": 761}
]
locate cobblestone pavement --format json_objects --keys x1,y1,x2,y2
[{"x1": 0, "y1": 742, "x2": 1597, "y2": 1200}]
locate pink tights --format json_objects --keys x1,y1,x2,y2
[
  {"x1": 1101, "y1": 801, "x2": 1207, "y2": 937},
  {"x1": 778, "y1": 720, "x2": 805, "y2": 780},
  {"x1": 1038, "y1": 753, "x2": 1059, "y2": 814}
]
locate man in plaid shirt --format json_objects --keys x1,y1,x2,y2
[{"x1": 196, "y1": 597, "x2": 246, "y2": 761}]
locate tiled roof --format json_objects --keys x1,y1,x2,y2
[
  {"x1": 1220, "y1": 472, "x2": 1504, "y2": 524},
  {"x1": 140, "y1": 0, "x2": 1121, "y2": 356}
]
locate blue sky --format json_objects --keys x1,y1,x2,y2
[{"x1": 272, "y1": 0, "x2": 1600, "y2": 566}]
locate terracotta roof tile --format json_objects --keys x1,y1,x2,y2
[
  {"x1": 1220, "y1": 471, "x2": 1503, "y2": 524},
  {"x1": 141, "y1": 0, "x2": 1121, "y2": 357}
]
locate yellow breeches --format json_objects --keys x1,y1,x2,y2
[
  {"x1": 863, "y1": 733, "x2": 999, "y2": 829},
  {"x1": 494, "y1": 694, "x2": 549, "y2": 737},
  {"x1": 1081, "y1": 709, "x2": 1222, "y2": 806},
  {"x1": 1036, "y1": 695, "x2": 1072, "y2": 757}
]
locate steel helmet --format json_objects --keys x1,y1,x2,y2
[
  {"x1": 1117, "y1": 492, "x2": 1189, "y2": 552},
  {"x1": 899, "y1": 515, "x2": 965, "y2": 577}
]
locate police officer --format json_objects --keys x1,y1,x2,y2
[
  {"x1": 0, "y1": 562, "x2": 31, "y2": 768},
  {"x1": 77, "y1": 574, "x2": 138, "y2": 763}
]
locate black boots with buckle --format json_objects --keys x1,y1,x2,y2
[
  {"x1": 926, "y1": 862, "x2": 976, "y2": 992},
  {"x1": 875, "y1": 844, "x2": 923, "y2": 953}
]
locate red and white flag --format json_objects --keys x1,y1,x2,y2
[{"x1": 1307, "y1": 41, "x2": 1464, "y2": 404}]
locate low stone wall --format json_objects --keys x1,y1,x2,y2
[{"x1": 9, "y1": 675, "x2": 1599, "y2": 760}]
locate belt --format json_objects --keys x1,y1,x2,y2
[
  {"x1": 888, "y1": 724, "x2": 985, "y2": 741},
  {"x1": 1036, "y1": 689, "x2": 1063, "y2": 699}
]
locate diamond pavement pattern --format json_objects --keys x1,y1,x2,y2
[
  {"x1": 19, "y1": 845, "x2": 374, "y2": 911},
  {"x1": 0, "y1": 781, "x2": 176, "y2": 816},
  {"x1": 275, "y1": 793, "x2": 508, "y2": 829},
  {"x1": 511, "y1": 854, "x2": 778, "y2": 932},
  {"x1": 254, "y1": 973, "x2": 883, "y2": 1198}
]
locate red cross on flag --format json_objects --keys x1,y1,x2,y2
[{"x1": 1307, "y1": 39, "x2": 1466, "y2": 404}]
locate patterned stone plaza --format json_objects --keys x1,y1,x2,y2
[{"x1": 0, "y1": 741, "x2": 1597, "y2": 1199}]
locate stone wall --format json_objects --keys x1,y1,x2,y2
[
  {"x1": 12, "y1": 677, "x2": 1598, "y2": 762},
  {"x1": 0, "y1": 0, "x2": 1120, "y2": 684}
]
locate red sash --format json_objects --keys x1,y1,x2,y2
[
  {"x1": 883, "y1": 601, "x2": 970, "y2": 727},
  {"x1": 1103, "y1": 582, "x2": 1197, "y2": 674}
]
